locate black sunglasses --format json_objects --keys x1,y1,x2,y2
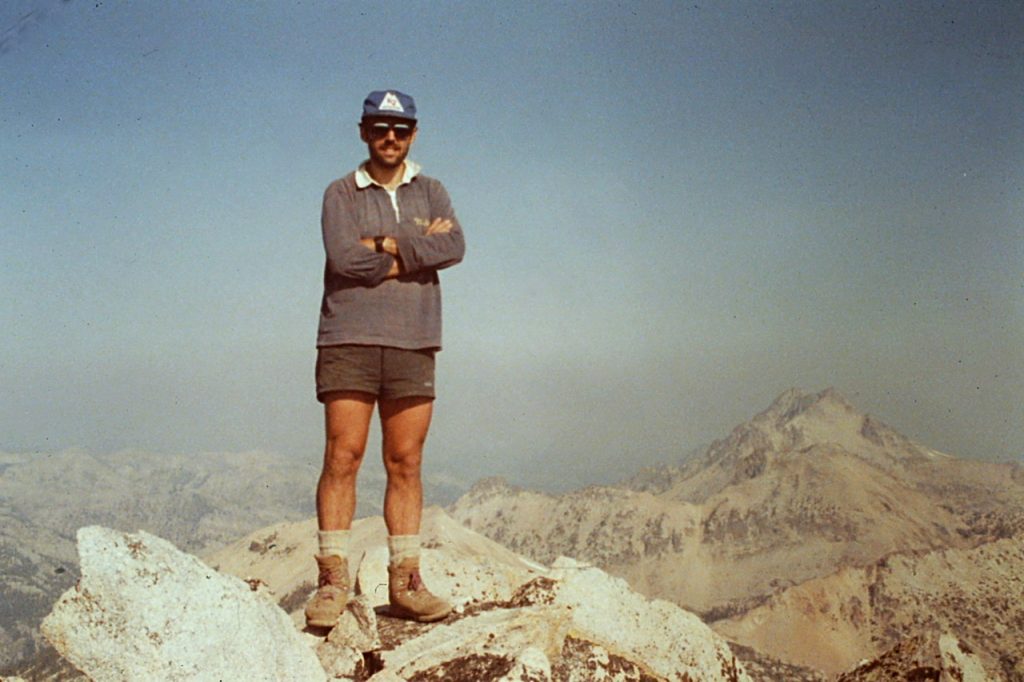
[{"x1": 363, "y1": 121, "x2": 415, "y2": 141}]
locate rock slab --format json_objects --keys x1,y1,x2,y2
[
  {"x1": 368, "y1": 557, "x2": 751, "y2": 681},
  {"x1": 41, "y1": 526, "x2": 325, "y2": 681}
]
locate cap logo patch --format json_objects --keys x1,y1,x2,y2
[{"x1": 379, "y1": 92, "x2": 405, "y2": 112}]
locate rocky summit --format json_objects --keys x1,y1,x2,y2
[
  {"x1": 38, "y1": 511, "x2": 751, "y2": 681},
  {"x1": 0, "y1": 447, "x2": 467, "y2": 674}
]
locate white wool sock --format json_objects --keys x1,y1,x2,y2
[
  {"x1": 387, "y1": 534, "x2": 421, "y2": 565},
  {"x1": 318, "y1": 529, "x2": 350, "y2": 559}
]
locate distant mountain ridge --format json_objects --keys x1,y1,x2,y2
[
  {"x1": 449, "y1": 387, "x2": 1024, "y2": 678},
  {"x1": 662, "y1": 387, "x2": 953, "y2": 506},
  {"x1": 0, "y1": 448, "x2": 314, "y2": 673}
]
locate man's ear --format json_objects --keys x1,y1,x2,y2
[{"x1": 358, "y1": 123, "x2": 369, "y2": 144}]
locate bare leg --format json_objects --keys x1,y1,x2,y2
[
  {"x1": 317, "y1": 391, "x2": 375, "y2": 531},
  {"x1": 379, "y1": 396, "x2": 434, "y2": 536}
]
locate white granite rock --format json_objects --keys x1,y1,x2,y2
[
  {"x1": 315, "y1": 640, "x2": 364, "y2": 680},
  {"x1": 326, "y1": 595, "x2": 381, "y2": 652},
  {"x1": 546, "y1": 556, "x2": 747, "y2": 680},
  {"x1": 39, "y1": 521, "x2": 750, "y2": 682},
  {"x1": 41, "y1": 526, "x2": 325, "y2": 682},
  {"x1": 378, "y1": 606, "x2": 569, "y2": 676},
  {"x1": 370, "y1": 558, "x2": 750, "y2": 681},
  {"x1": 315, "y1": 595, "x2": 379, "y2": 679},
  {"x1": 938, "y1": 633, "x2": 992, "y2": 682},
  {"x1": 497, "y1": 647, "x2": 552, "y2": 682}
]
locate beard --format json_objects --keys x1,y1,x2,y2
[{"x1": 367, "y1": 139, "x2": 409, "y2": 170}]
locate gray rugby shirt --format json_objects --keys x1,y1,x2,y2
[{"x1": 317, "y1": 161, "x2": 465, "y2": 350}]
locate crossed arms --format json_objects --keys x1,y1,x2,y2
[
  {"x1": 358, "y1": 218, "x2": 455, "y2": 279},
  {"x1": 321, "y1": 177, "x2": 465, "y2": 287}
]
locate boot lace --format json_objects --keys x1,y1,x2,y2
[{"x1": 318, "y1": 565, "x2": 346, "y2": 589}]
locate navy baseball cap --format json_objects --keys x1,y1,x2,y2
[{"x1": 362, "y1": 90, "x2": 417, "y2": 121}]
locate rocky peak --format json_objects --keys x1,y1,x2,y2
[
  {"x1": 749, "y1": 386, "x2": 862, "y2": 443},
  {"x1": 762, "y1": 387, "x2": 856, "y2": 422},
  {"x1": 702, "y1": 387, "x2": 932, "y2": 472}
]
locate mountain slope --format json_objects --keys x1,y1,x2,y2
[
  {"x1": 452, "y1": 388, "x2": 1024, "y2": 614},
  {"x1": 714, "y1": 535, "x2": 1024, "y2": 678},
  {"x1": 449, "y1": 388, "x2": 1024, "y2": 675},
  {"x1": 661, "y1": 387, "x2": 951, "y2": 506}
]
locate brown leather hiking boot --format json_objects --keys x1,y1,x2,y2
[
  {"x1": 388, "y1": 557, "x2": 452, "y2": 623},
  {"x1": 304, "y1": 554, "x2": 350, "y2": 627}
]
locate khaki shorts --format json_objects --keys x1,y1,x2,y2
[{"x1": 316, "y1": 345, "x2": 436, "y2": 402}]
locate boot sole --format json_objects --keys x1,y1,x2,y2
[
  {"x1": 305, "y1": 606, "x2": 346, "y2": 628},
  {"x1": 306, "y1": 618, "x2": 338, "y2": 628}
]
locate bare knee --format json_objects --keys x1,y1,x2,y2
[
  {"x1": 322, "y1": 437, "x2": 365, "y2": 481},
  {"x1": 384, "y1": 442, "x2": 423, "y2": 480}
]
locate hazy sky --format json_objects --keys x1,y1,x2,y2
[{"x1": 2, "y1": 1, "x2": 1022, "y2": 493}]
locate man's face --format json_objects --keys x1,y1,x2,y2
[{"x1": 360, "y1": 116, "x2": 417, "y2": 169}]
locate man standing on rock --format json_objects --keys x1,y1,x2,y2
[{"x1": 306, "y1": 90, "x2": 464, "y2": 627}]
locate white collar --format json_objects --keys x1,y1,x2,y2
[{"x1": 354, "y1": 160, "x2": 421, "y2": 189}]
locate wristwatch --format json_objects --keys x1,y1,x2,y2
[{"x1": 374, "y1": 236, "x2": 386, "y2": 253}]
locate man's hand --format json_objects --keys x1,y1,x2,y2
[{"x1": 425, "y1": 217, "x2": 453, "y2": 235}]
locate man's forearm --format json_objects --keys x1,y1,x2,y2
[
  {"x1": 359, "y1": 237, "x2": 403, "y2": 278},
  {"x1": 360, "y1": 217, "x2": 458, "y2": 277},
  {"x1": 360, "y1": 217, "x2": 451, "y2": 261}
]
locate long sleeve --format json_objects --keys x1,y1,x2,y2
[
  {"x1": 395, "y1": 179, "x2": 466, "y2": 274},
  {"x1": 321, "y1": 181, "x2": 394, "y2": 286},
  {"x1": 317, "y1": 171, "x2": 459, "y2": 350}
]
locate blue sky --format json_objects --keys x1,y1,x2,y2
[{"x1": 2, "y1": 1, "x2": 1022, "y2": 492}]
